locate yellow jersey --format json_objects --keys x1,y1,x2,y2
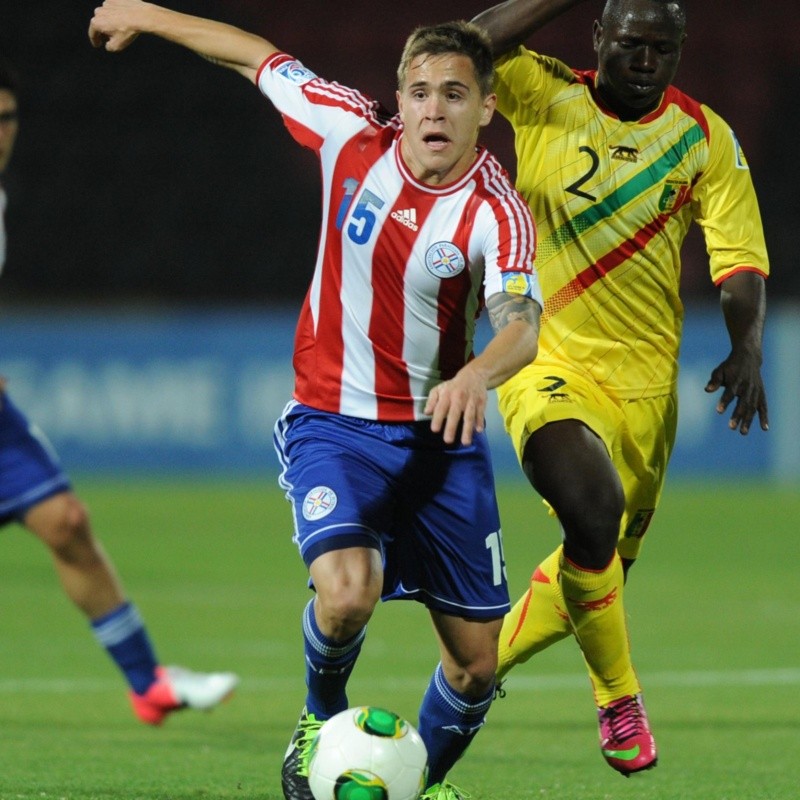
[{"x1": 495, "y1": 47, "x2": 769, "y2": 398}]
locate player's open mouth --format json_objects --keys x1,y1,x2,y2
[
  {"x1": 628, "y1": 81, "x2": 656, "y2": 95},
  {"x1": 423, "y1": 133, "x2": 451, "y2": 150}
]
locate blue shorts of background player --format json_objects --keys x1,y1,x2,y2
[
  {"x1": 274, "y1": 400, "x2": 510, "y2": 786},
  {"x1": 0, "y1": 391, "x2": 238, "y2": 722},
  {"x1": 0, "y1": 394, "x2": 71, "y2": 523}
]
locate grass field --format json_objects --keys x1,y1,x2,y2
[{"x1": 1, "y1": 476, "x2": 798, "y2": 800}]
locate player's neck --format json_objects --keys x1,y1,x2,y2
[{"x1": 398, "y1": 137, "x2": 479, "y2": 187}]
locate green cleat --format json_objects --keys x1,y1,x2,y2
[{"x1": 281, "y1": 708, "x2": 324, "y2": 800}]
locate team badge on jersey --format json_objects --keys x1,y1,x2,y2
[
  {"x1": 658, "y1": 179, "x2": 691, "y2": 214},
  {"x1": 502, "y1": 271, "x2": 535, "y2": 297},
  {"x1": 302, "y1": 486, "x2": 338, "y2": 520},
  {"x1": 276, "y1": 60, "x2": 317, "y2": 86},
  {"x1": 425, "y1": 242, "x2": 465, "y2": 279}
]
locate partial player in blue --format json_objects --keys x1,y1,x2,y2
[{"x1": 0, "y1": 57, "x2": 238, "y2": 726}]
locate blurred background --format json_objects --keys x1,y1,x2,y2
[{"x1": 1, "y1": 0, "x2": 798, "y2": 480}]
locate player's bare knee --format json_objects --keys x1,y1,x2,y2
[
  {"x1": 315, "y1": 590, "x2": 376, "y2": 638},
  {"x1": 26, "y1": 493, "x2": 94, "y2": 555},
  {"x1": 561, "y1": 495, "x2": 622, "y2": 564},
  {"x1": 51, "y1": 496, "x2": 92, "y2": 548},
  {"x1": 444, "y1": 660, "x2": 497, "y2": 697}
]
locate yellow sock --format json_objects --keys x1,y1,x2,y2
[
  {"x1": 497, "y1": 547, "x2": 571, "y2": 680},
  {"x1": 559, "y1": 552, "x2": 640, "y2": 705}
]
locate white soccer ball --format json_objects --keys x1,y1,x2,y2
[{"x1": 308, "y1": 706, "x2": 428, "y2": 800}]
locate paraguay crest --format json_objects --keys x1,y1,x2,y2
[
  {"x1": 303, "y1": 486, "x2": 338, "y2": 520},
  {"x1": 425, "y1": 241, "x2": 465, "y2": 279}
]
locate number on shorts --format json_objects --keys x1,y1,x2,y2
[{"x1": 485, "y1": 529, "x2": 507, "y2": 586}]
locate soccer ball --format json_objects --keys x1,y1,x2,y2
[{"x1": 308, "y1": 706, "x2": 428, "y2": 800}]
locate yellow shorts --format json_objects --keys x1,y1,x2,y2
[{"x1": 497, "y1": 363, "x2": 677, "y2": 560}]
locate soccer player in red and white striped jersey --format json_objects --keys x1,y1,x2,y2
[
  {"x1": 90, "y1": 5, "x2": 543, "y2": 799},
  {"x1": 259, "y1": 47, "x2": 539, "y2": 424}
]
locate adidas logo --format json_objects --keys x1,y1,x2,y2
[{"x1": 391, "y1": 207, "x2": 419, "y2": 231}]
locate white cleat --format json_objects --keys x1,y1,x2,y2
[{"x1": 130, "y1": 665, "x2": 239, "y2": 725}]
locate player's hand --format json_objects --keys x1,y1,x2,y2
[
  {"x1": 705, "y1": 351, "x2": 769, "y2": 435},
  {"x1": 89, "y1": 0, "x2": 145, "y2": 52},
  {"x1": 425, "y1": 365, "x2": 489, "y2": 446}
]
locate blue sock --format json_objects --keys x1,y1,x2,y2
[
  {"x1": 418, "y1": 663, "x2": 495, "y2": 786},
  {"x1": 90, "y1": 602, "x2": 159, "y2": 695},
  {"x1": 303, "y1": 598, "x2": 366, "y2": 719}
]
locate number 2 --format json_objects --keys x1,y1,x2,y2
[{"x1": 565, "y1": 146, "x2": 599, "y2": 202}]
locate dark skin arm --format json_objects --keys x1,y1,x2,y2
[
  {"x1": 705, "y1": 271, "x2": 768, "y2": 435},
  {"x1": 471, "y1": 0, "x2": 592, "y2": 57}
]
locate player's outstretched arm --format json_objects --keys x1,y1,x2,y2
[
  {"x1": 426, "y1": 293, "x2": 540, "y2": 445},
  {"x1": 472, "y1": 0, "x2": 591, "y2": 58},
  {"x1": 88, "y1": 0, "x2": 277, "y2": 82},
  {"x1": 704, "y1": 271, "x2": 769, "y2": 435}
]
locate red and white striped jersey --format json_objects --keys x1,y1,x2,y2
[{"x1": 257, "y1": 53, "x2": 540, "y2": 422}]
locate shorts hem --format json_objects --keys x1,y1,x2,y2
[
  {"x1": 0, "y1": 477, "x2": 71, "y2": 526},
  {"x1": 302, "y1": 532, "x2": 381, "y2": 567}
]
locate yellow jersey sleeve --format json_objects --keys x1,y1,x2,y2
[
  {"x1": 692, "y1": 106, "x2": 770, "y2": 283},
  {"x1": 494, "y1": 46, "x2": 576, "y2": 126}
]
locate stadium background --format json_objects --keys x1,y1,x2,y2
[
  {"x1": 1, "y1": 0, "x2": 798, "y2": 481},
  {"x1": 1, "y1": 7, "x2": 798, "y2": 799}
]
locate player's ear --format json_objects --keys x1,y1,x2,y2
[
  {"x1": 479, "y1": 93, "x2": 496, "y2": 128},
  {"x1": 592, "y1": 20, "x2": 603, "y2": 53}
]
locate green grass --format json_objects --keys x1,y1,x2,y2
[{"x1": 1, "y1": 477, "x2": 798, "y2": 799}]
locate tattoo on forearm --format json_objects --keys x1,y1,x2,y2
[{"x1": 487, "y1": 292, "x2": 541, "y2": 334}]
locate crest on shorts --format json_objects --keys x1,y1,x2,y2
[
  {"x1": 303, "y1": 486, "x2": 338, "y2": 520},
  {"x1": 425, "y1": 242, "x2": 466, "y2": 279}
]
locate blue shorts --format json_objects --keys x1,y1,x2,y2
[
  {"x1": 0, "y1": 394, "x2": 71, "y2": 526},
  {"x1": 273, "y1": 402, "x2": 510, "y2": 619}
]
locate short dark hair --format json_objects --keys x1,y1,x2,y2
[
  {"x1": 397, "y1": 20, "x2": 494, "y2": 97},
  {"x1": 0, "y1": 56, "x2": 20, "y2": 96},
  {"x1": 602, "y1": 0, "x2": 687, "y2": 31}
]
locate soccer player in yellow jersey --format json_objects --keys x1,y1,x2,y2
[{"x1": 470, "y1": 0, "x2": 769, "y2": 776}]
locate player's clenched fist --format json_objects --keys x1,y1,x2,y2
[{"x1": 89, "y1": 0, "x2": 146, "y2": 52}]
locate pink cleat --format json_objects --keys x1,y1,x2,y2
[{"x1": 598, "y1": 693, "x2": 658, "y2": 776}]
